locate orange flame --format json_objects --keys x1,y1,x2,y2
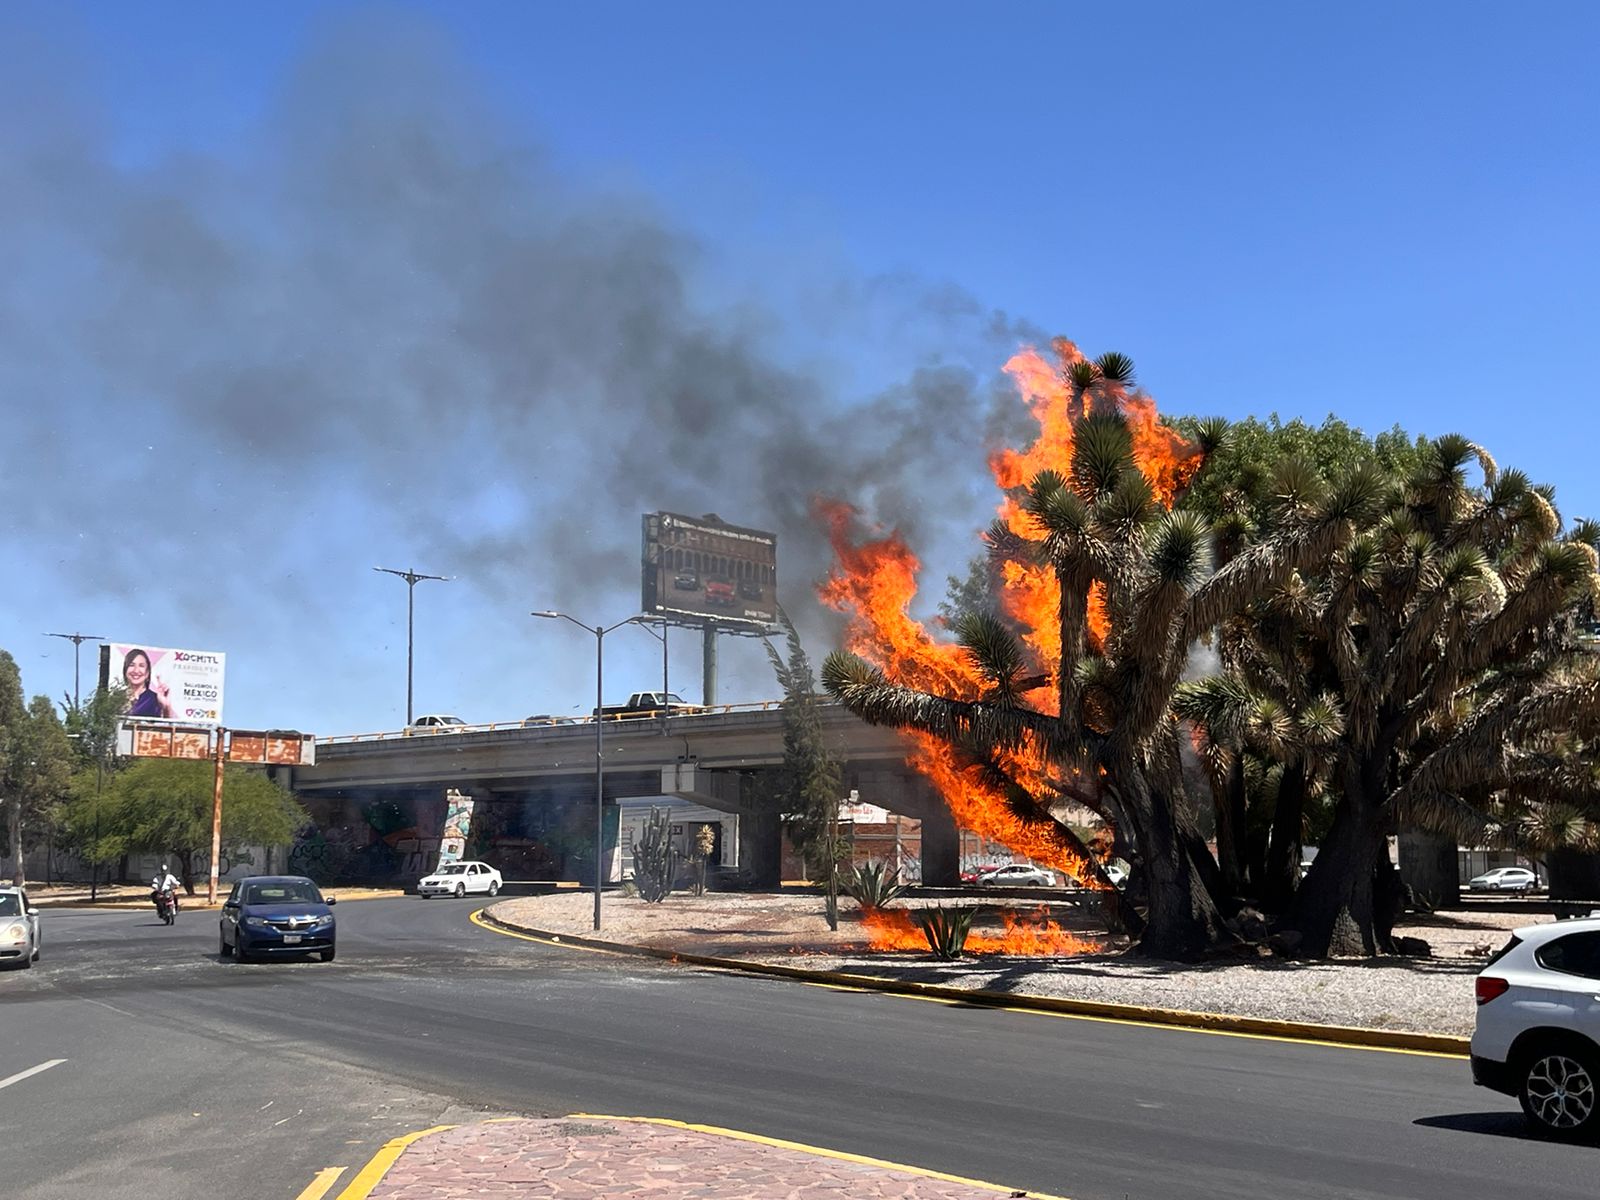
[
  {"x1": 818, "y1": 339, "x2": 1202, "y2": 907},
  {"x1": 860, "y1": 906, "x2": 1101, "y2": 956}
]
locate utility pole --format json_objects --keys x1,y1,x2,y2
[
  {"x1": 374, "y1": 567, "x2": 449, "y2": 725},
  {"x1": 46, "y1": 632, "x2": 104, "y2": 711},
  {"x1": 208, "y1": 728, "x2": 227, "y2": 906}
]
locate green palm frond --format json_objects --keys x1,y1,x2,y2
[
  {"x1": 1095, "y1": 351, "x2": 1136, "y2": 385},
  {"x1": 1145, "y1": 510, "x2": 1212, "y2": 590},
  {"x1": 1068, "y1": 360, "x2": 1101, "y2": 392},
  {"x1": 1296, "y1": 693, "x2": 1345, "y2": 748},
  {"x1": 1211, "y1": 510, "x2": 1256, "y2": 564},
  {"x1": 1566, "y1": 517, "x2": 1600, "y2": 552},
  {"x1": 1171, "y1": 674, "x2": 1255, "y2": 743},
  {"x1": 1188, "y1": 416, "x2": 1229, "y2": 458},
  {"x1": 1318, "y1": 462, "x2": 1389, "y2": 527},
  {"x1": 1071, "y1": 413, "x2": 1134, "y2": 499},
  {"x1": 1270, "y1": 455, "x2": 1327, "y2": 516},
  {"x1": 954, "y1": 611, "x2": 1027, "y2": 700},
  {"x1": 1095, "y1": 470, "x2": 1156, "y2": 536},
  {"x1": 1246, "y1": 697, "x2": 1294, "y2": 755}
]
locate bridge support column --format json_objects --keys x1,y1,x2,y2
[
  {"x1": 738, "y1": 809, "x2": 782, "y2": 890},
  {"x1": 920, "y1": 801, "x2": 960, "y2": 887}
]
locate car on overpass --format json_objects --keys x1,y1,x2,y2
[
  {"x1": 1472, "y1": 916, "x2": 1600, "y2": 1139},
  {"x1": 408, "y1": 714, "x2": 467, "y2": 732}
]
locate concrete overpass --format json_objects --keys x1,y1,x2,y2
[{"x1": 276, "y1": 703, "x2": 961, "y2": 887}]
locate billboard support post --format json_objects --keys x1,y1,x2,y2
[
  {"x1": 208, "y1": 728, "x2": 225, "y2": 906},
  {"x1": 702, "y1": 622, "x2": 718, "y2": 706}
]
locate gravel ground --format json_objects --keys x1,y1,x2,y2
[{"x1": 489, "y1": 891, "x2": 1561, "y2": 1037}]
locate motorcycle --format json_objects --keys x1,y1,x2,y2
[{"x1": 152, "y1": 886, "x2": 179, "y2": 925}]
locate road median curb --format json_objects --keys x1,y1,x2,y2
[
  {"x1": 36, "y1": 888, "x2": 407, "y2": 911},
  {"x1": 475, "y1": 907, "x2": 1470, "y2": 1056}
]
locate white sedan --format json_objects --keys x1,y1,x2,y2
[
  {"x1": 417, "y1": 861, "x2": 503, "y2": 898},
  {"x1": 1468, "y1": 867, "x2": 1539, "y2": 893},
  {"x1": 976, "y1": 864, "x2": 1057, "y2": 888}
]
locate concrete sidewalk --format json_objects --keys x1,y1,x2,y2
[{"x1": 356, "y1": 1117, "x2": 1065, "y2": 1200}]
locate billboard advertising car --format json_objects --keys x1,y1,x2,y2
[
  {"x1": 642, "y1": 512, "x2": 778, "y2": 626},
  {"x1": 99, "y1": 643, "x2": 227, "y2": 725}
]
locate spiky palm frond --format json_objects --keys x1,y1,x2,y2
[
  {"x1": 1246, "y1": 697, "x2": 1294, "y2": 756},
  {"x1": 1566, "y1": 517, "x2": 1600, "y2": 553},
  {"x1": 1395, "y1": 789, "x2": 1493, "y2": 846},
  {"x1": 1188, "y1": 416, "x2": 1229, "y2": 459},
  {"x1": 1211, "y1": 510, "x2": 1256, "y2": 564},
  {"x1": 1270, "y1": 455, "x2": 1327, "y2": 517},
  {"x1": 1516, "y1": 803, "x2": 1592, "y2": 850},
  {"x1": 1068, "y1": 359, "x2": 1101, "y2": 392},
  {"x1": 1172, "y1": 674, "x2": 1256, "y2": 744},
  {"x1": 1182, "y1": 534, "x2": 1298, "y2": 639},
  {"x1": 1071, "y1": 413, "x2": 1134, "y2": 500},
  {"x1": 1095, "y1": 351, "x2": 1136, "y2": 385},
  {"x1": 1296, "y1": 693, "x2": 1345, "y2": 749},
  {"x1": 953, "y1": 611, "x2": 1027, "y2": 701},
  {"x1": 1095, "y1": 470, "x2": 1156, "y2": 538},
  {"x1": 1145, "y1": 510, "x2": 1212, "y2": 591},
  {"x1": 1318, "y1": 462, "x2": 1389, "y2": 527}
]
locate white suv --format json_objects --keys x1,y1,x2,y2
[{"x1": 1472, "y1": 917, "x2": 1600, "y2": 1139}]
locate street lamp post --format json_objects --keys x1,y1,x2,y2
[
  {"x1": 531, "y1": 610, "x2": 657, "y2": 931},
  {"x1": 374, "y1": 567, "x2": 449, "y2": 725},
  {"x1": 630, "y1": 618, "x2": 671, "y2": 733},
  {"x1": 46, "y1": 632, "x2": 104, "y2": 711}
]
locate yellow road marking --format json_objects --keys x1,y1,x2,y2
[
  {"x1": 332, "y1": 1125, "x2": 456, "y2": 1200},
  {"x1": 468, "y1": 909, "x2": 1467, "y2": 1058},
  {"x1": 293, "y1": 1167, "x2": 346, "y2": 1200},
  {"x1": 571, "y1": 1114, "x2": 1074, "y2": 1200}
]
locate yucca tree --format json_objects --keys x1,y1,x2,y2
[
  {"x1": 1254, "y1": 437, "x2": 1600, "y2": 955},
  {"x1": 823, "y1": 356, "x2": 1382, "y2": 960}
]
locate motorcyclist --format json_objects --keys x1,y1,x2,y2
[{"x1": 151, "y1": 864, "x2": 181, "y2": 916}]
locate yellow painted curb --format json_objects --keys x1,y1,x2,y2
[
  {"x1": 569, "y1": 1114, "x2": 1075, "y2": 1199},
  {"x1": 472, "y1": 908, "x2": 1471, "y2": 1058},
  {"x1": 332, "y1": 1124, "x2": 457, "y2": 1200}
]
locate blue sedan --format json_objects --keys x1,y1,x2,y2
[{"x1": 219, "y1": 875, "x2": 337, "y2": 963}]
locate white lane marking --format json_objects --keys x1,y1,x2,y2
[{"x1": 0, "y1": 1058, "x2": 67, "y2": 1091}]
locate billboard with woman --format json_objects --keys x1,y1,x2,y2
[{"x1": 100, "y1": 643, "x2": 227, "y2": 724}]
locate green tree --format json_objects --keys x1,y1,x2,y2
[
  {"x1": 0, "y1": 657, "x2": 76, "y2": 887},
  {"x1": 88, "y1": 758, "x2": 308, "y2": 894},
  {"x1": 764, "y1": 608, "x2": 846, "y2": 929},
  {"x1": 56, "y1": 684, "x2": 129, "y2": 881}
]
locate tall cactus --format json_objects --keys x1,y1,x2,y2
[{"x1": 633, "y1": 807, "x2": 679, "y2": 903}]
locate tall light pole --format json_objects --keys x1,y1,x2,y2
[
  {"x1": 374, "y1": 567, "x2": 449, "y2": 725},
  {"x1": 630, "y1": 617, "x2": 671, "y2": 733},
  {"x1": 531, "y1": 611, "x2": 655, "y2": 931},
  {"x1": 46, "y1": 632, "x2": 104, "y2": 711}
]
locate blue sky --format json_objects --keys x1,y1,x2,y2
[{"x1": 3, "y1": 2, "x2": 1597, "y2": 734}]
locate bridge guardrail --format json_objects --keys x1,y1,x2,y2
[{"x1": 320, "y1": 700, "x2": 801, "y2": 745}]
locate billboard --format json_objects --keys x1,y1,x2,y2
[
  {"x1": 100, "y1": 643, "x2": 227, "y2": 725},
  {"x1": 642, "y1": 512, "x2": 778, "y2": 625}
]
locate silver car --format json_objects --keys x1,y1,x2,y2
[{"x1": 0, "y1": 887, "x2": 41, "y2": 970}]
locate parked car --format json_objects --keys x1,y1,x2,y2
[
  {"x1": 0, "y1": 887, "x2": 40, "y2": 970},
  {"x1": 408, "y1": 714, "x2": 466, "y2": 731},
  {"x1": 976, "y1": 864, "x2": 1057, "y2": 888},
  {"x1": 1469, "y1": 867, "x2": 1540, "y2": 893},
  {"x1": 1472, "y1": 916, "x2": 1600, "y2": 1139},
  {"x1": 418, "y1": 860, "x2": 503, "y2": 898},
  {"x1": 673, "y1": 569, "x2": 699, "y2": 590},
  {"x1": 219, "y1": 875, "x2": 337, "y2": 963},
  {"x1": 960, "y1": 863, "x2": 1002, "y2": 884},
  {"x1": 1102, "y1": 863, "x2": 1128, "y2": 888}
]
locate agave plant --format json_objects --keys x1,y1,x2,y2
[
  {"x1": 845, "y1": 861, "x2": 905, "y2": 911},
  {"x1": 910, "y1": 905, "x2": 977, "y2": 960}
]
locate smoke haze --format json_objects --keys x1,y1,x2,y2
[{"x1": 0, "y1": 14, "x2": 1042, "y2": 724}]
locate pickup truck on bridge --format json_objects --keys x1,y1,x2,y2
[{"x1": 594, "y1": 691, "x2": 703, "y2": 719}]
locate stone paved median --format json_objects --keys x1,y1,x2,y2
[{"x1": 368, "y1": 1118, "x2": 1058, "y2": 1199}]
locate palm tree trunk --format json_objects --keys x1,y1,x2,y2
[
  {"x1": 1261, "y1": 759, "x2": 1306, "y2": 912},
  {"x1": 1211, "y1": 754, "x2": 1244, "y2": 898},
  {"x1": 1125, "y1": 773, "x2": 1232, "y2": 960},
  {"x1": 1288, "y1": 763, "x2": 1388, "y2": 956}
]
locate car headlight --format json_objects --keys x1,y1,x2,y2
[
  {"x1": 1, "y1": 921, "x2": 28, "y2": 943},
  {"x1": 244, "y1": 916, "x2": 274, "y2": 927},
  {"x1": 310, "y1": 915, "x2": 333, "y2": 928}
]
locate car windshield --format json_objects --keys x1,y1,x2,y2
[
  {"x1": 244, "y1": 881, "x2": 322, "y2": 904},
  {"x1": 437, "y1": 864, "x2": 467, "y2": 874},
  {"x1": 0, "y1": 894, "x2": 20, "y2": 917}
]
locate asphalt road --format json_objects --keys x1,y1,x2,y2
[{"x1": 1, "y1": 895, "x2": 1592, "y2": 1200}]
